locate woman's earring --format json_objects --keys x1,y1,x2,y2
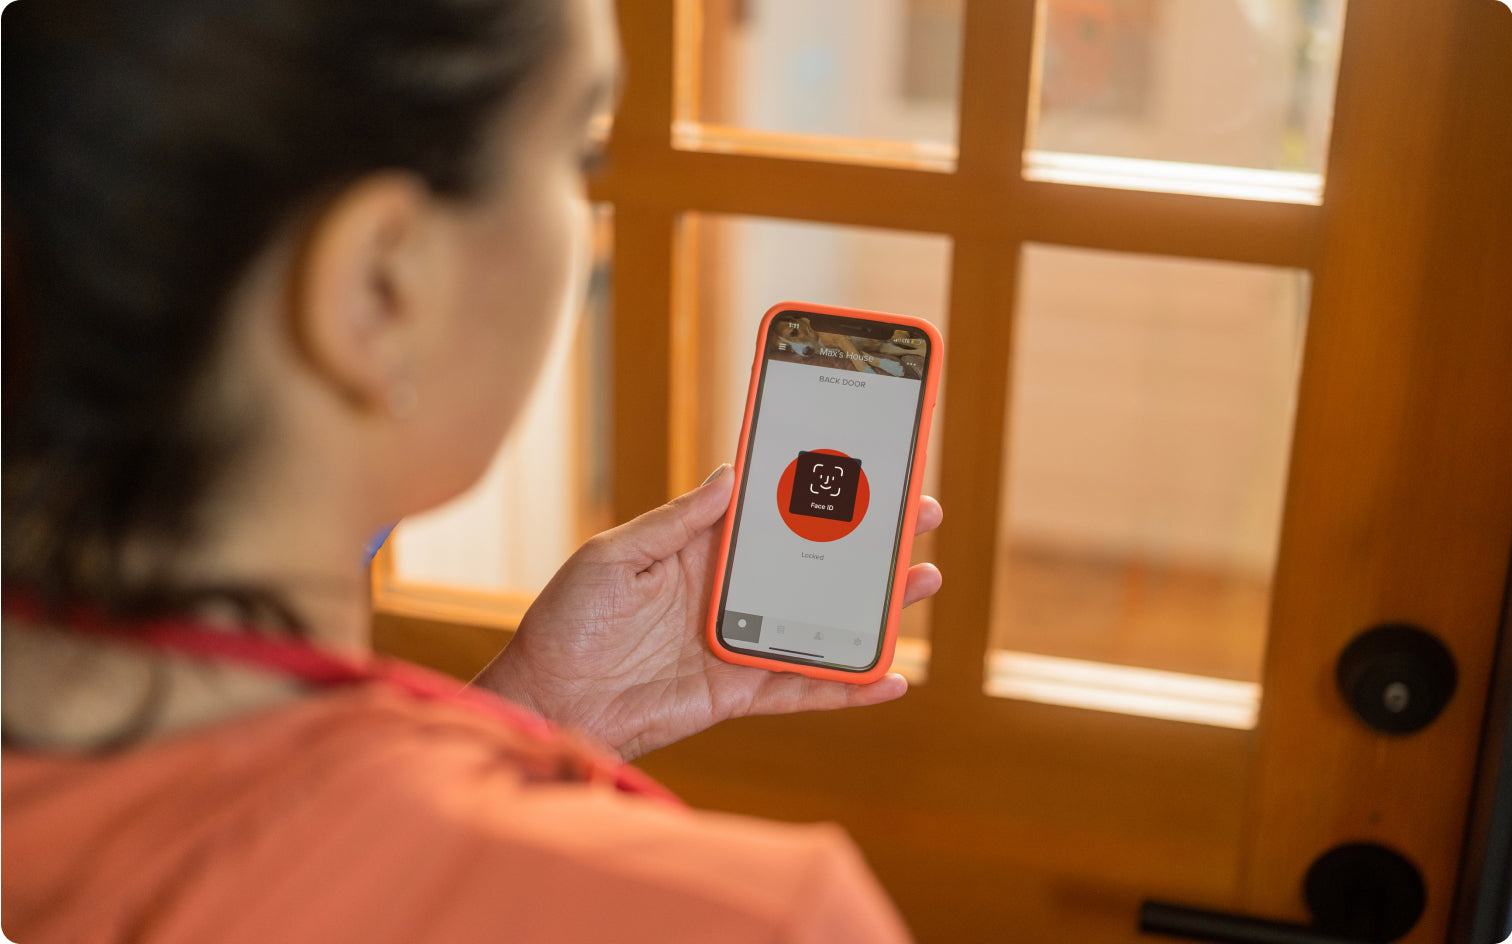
[{"x1": 386, "y1": 379, "x2": 419, "y2": 420}]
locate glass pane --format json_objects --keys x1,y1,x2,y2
[
  {"x1": 679, "y1": 0, "x2": 962, "y2": 164},
  {"x1": 1029, "y1": 0, "x2": 1346, "y2": 190},
  {"x1": 989, "y1": 244, "x2": 1307, "y2": 725},
  {"x1": 390, "y1": 207, "x2": 614, "y2": 596},
  {"x1": 686, "y1": 214, "x2": 951, "y2": 665}
]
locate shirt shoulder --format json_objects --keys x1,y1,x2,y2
[{"x1": 4, "y1": 684, "x2": 911, "y2": 944}]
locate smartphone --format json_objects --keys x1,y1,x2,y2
[{"x1": 706, "y1": 301, "x2": 943, "y2": 684}]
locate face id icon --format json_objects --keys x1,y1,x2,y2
[
  {"x1": 789, "y1": 451, "x2": 862, "y2": 522},
  {"x1": 777, "y1": 448, "x2": 869, "y2": 541}
]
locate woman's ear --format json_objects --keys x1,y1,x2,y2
[{"x1": 289, "y1": 173, "x2": 442, "y2": 415}]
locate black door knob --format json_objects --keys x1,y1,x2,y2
[
  {"x1": 1140, "y1": 843, "x2": 1425, "y2": 944},
  {"x1": 1303, "y1": 843, "x2": 1426, "y2": 942},
  {"x1": 1336, "y1": 623, "x2": 1457, "y2": 735}
]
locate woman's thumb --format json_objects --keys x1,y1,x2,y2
[{"x1": 607, "y1": 464, "x2": 733, "y2": 567}]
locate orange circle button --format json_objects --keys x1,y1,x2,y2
[{"x1": 777, "y1": 449, "x2": 869, "y2": 542}]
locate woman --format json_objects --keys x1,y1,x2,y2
[{"x1": 0, "y1": 0, "x2": 945, "y2": 940}]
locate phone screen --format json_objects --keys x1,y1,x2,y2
[{"x1": 715, "y1": 309, "x2": 933, "y2": 672}]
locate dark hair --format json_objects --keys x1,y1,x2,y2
[{"x1": 1, "y1": 0, "x2": 561, "y2": 626}]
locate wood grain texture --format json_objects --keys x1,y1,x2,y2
[{"x1": 1241, "y1": 2, "x2": 1512, "y2": 939}]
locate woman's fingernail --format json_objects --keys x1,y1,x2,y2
[{"x1": 701, "y1": 464, "x2": 730, "y2": 486}]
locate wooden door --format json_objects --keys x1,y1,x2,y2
[{"x1": 372, "y1": 2, "x2": 1512, "y2": 940}]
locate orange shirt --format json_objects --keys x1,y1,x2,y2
[{"x1": 3, "y1": 683, "x2": 911, "y2": 943}]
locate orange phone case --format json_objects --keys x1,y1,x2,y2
[{"x1": 704, "y1": 301, "x2": 944, "y2": 684}]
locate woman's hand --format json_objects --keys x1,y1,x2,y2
[{"x1": 471, "y1": 466, "x2": 943, "y2": 761}]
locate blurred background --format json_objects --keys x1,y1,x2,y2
[
  {"x1": 391, "y1": 0, "x2": 1340, "y2": 697},
  {"x1": 373, "y1": 2, "x2": 1512, "y2": 942}
]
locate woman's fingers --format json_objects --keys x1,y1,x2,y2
[
  {"x1": 913, "y1": 495, "x2": 943, "y2": 535},
  {"x1": 714, "y1": 518, "x2": 938, "y2": 723},
  {"x1": 743, "y1": 671, "x2": 909, "y2": 718},
  {"x1": 902, "y1": 497, "x2": 942, "y2": 608},
  {"x1": 901, "y1": 562, "x2": 941, "y2": 607}
]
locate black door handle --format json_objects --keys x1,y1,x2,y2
[
  {"x1": 1140, "y1": 901, "x2": 1378, "y2": 944},
  {"x1": 1138, "y1": 844, "x2": 1425, "y2": 944}
]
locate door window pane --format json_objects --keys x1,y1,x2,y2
[
  {"x1": 1028, "y1": 0, "x2": 1347, "y2": 200},
  {"x1": 990, "y1": 244, "x2": 1307, "y2": 725},
  {"x1": 678, "y1": 0, "x2": 962, "y2": 166},
  {"x1": 390, "y1": 208, "x2": 614, "y2": 597},
  {"x1": 684, "y1": 213, "x2": 950, "y2": 666}
]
